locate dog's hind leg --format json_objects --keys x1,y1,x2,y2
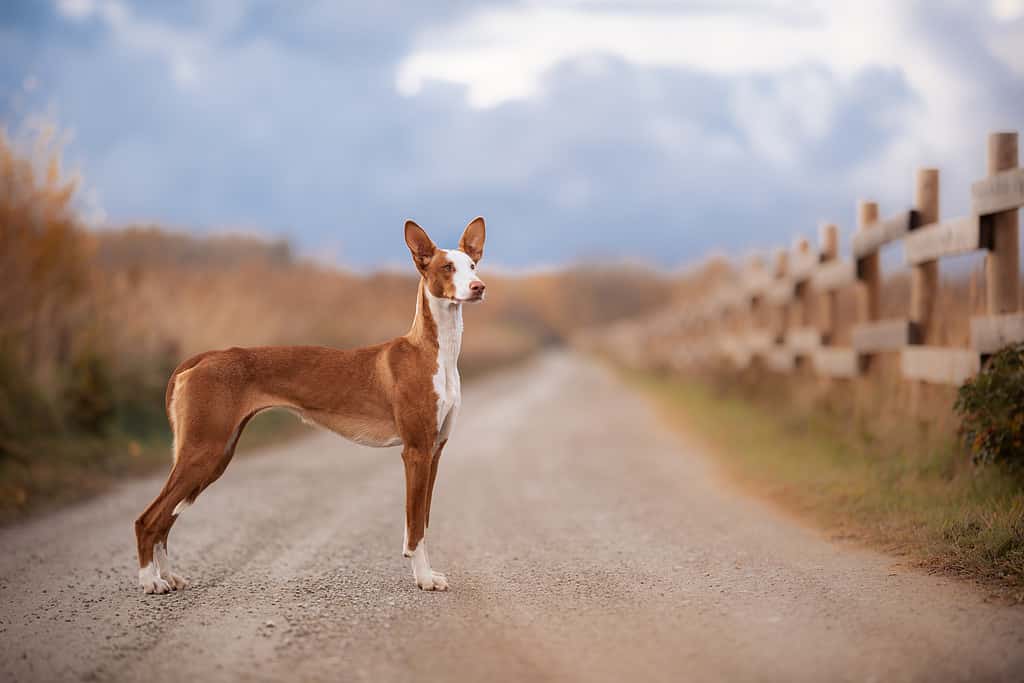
[
  {"x1": 135, "y1": 390, "x2": 251, "y2": 594},
  {"x1": 135, "y1": 463, "x2": 200, "y2": 594}
]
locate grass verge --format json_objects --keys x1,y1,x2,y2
[
  {"x1": 624, "y1": 368, "x2": 1024, "y2": 601},
  {"x1": 0, "y1": 409, "x2": 309, "y2": 526}
]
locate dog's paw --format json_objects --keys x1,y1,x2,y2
[
  {"x1": 140, "y1": 575, "x2": 173, "y2": 594},
  {"x1": 139, "y1": 564, "x2": 176, "y2": 594},
  {"x1": 164, "y1": 572, "x2": 190, "y2": 591},
  {"x1": 416, "y1": 571, "x2": 449, "y2": 591},
  {"x1": 430, "y1": 571, "x2": 449, "y2": 591}
]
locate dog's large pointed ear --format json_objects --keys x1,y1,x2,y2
[
  {"x1": 459, "y1": 216, "x2": 486, "y2": 263},
  {"x1": 405, "y1": 220, "x2": 436, "y2": 272}
]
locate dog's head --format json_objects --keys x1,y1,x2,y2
[{"x1": 404, "y1": 217, "x2": 487, "y2": 304}]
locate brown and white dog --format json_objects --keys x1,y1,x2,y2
[{"x1": 134, "y1": 217, "x2": 487, "y2": 594}]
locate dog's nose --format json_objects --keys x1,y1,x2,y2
[{"x1": 470, "y1": 280, "x2": 486, "y2": 294}]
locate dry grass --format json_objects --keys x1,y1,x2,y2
[
  {"x1": 91, "y1": 227, "x2": 668, "y2": 370},
  {"x1": 0, "y1": 126, "x2": 670, "y2": 522},
  {"x1": 587, "y1": 182, "x2": 1024, "y2": 601},
  {"x1": 625, "y1": 367, "x2": 1024, "y2": 600}
]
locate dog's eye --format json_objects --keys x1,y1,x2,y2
[
  {"x1": 443, "y1": 264, "x2": 454, "y2": 272},
  {"x1": 470, "y1": 263, "x2": 475, "y2": 270}
]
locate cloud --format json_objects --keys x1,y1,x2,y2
[
  {"x1": 384, "y1": 56, "x2": 919, "y2": 264},
  {"x1": 3, "y1": 0, "x2": 1020, "y2": 269},
  {"x1": 991, "y1": 0, "x2": 1024, "y2": 21},
  {"x1": 55, "y1": 0, "x2": 94, "y2": 20},
  {"x1": 396, "y1": 2, "x2": 1022, "y2": 198},
  {"x1": 396, "y1": 3, "x2": 904, "y2": 106}
]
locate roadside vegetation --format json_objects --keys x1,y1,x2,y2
[
  {"x1": 625, "y1": 362, "x2": 1024, "y2": 600},
  {"x1": 0, "y1": 125, "x2": 669, "y2": 522},
  {"x1": 0, "y1": 127, "x2": 313, "y2": 521}
]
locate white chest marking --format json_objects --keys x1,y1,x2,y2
[{"x1": 426, "y1": 284, "x2": 462, "y2": 443}]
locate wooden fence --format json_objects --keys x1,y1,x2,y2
[{"x1": 601, "y1": 131, "x2": 1023, "y2": 387}]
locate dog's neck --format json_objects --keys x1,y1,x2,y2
[{"x1": 409, "y1": 280, "x2": 463, "y2": 366}]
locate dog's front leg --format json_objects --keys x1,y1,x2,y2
[
  {"x1": 425, "y1": 439, "x2": 446, "y2": 531},
  {"x1": 402, "y1": 445, "x2": 448, "y2": 591}
]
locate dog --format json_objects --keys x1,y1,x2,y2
[{"x1": 134, "y1": 217, "x2": 487, "y2": 593}]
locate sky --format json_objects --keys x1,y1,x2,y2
[{"x1": 1, "y1": 0, "x2": 1022, "y2": 269}]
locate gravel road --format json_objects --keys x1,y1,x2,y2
[{"x1": 2, "y1": 351, "x2": 1023, "y2": 682}]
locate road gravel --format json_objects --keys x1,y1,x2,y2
[{"x1": 2, "y1": 352, "x2": 1023, "y2": 682}]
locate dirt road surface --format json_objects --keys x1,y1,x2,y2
[{"x1": 2, "y1": 352, "x2": 1023, "y2": 682}]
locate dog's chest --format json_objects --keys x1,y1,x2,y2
[
  {"x1": 432, "y1": 357, "x2": 460, "y2": 432},
  {"x1": 428, "y1": 297, "x2": 463, "y2": 438}
]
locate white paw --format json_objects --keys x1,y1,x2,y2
[
  {"x1": 416, "y1": 571, "x2": 449, "y2": 591},
  {"x1": 139, "y1": 562, "x2": 179, "y2": 595},
  {"x1": 164, "y1": 572, "x2": 190, "y2": 591},
  {"x1": 141, "y1": 576, "x2": 173, "y2": 594}
]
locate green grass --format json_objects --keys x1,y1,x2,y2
[{"x1": 624, "y1": 368, "x2": 1024, "y2": 599}]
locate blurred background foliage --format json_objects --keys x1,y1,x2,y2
[{"x1": 0, "y1": 127, "x2": 669, "y2": 520}]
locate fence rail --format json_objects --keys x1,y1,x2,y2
[{"x1": 603, "y1": 131, "x2": 1022, "y2": 387}]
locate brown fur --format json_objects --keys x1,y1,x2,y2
[{"x1": 134, "y1": 218, "x2": 486, "y2": 585}]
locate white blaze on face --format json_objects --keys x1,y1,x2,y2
[{"x1": 444, "y1": 249, "x2": 481, "y2": 301}]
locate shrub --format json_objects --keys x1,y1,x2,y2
[
  {"x1": 111, "y1": 349, "x2": 179, "y2": 439},
  {"x1": 955, "y1": 343, "x2": 1024, "y2": 466},
  {"x1": 0, "y1": 346, "x2": 56, "y2": 456},
  {"x1": 61, "y1": 349, "x2": 116, "y2": 435}
]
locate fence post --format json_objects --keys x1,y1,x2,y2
[
  {"x1": 794, "y1": 237, "x2": 811, "y2": 328},
  {"x1": 818, "y1": 223, "x2": 839, "y2": 344},
  {"x1": 986, "y1": 132, "x2": 1020, "y2": 315},
  {"x1": 856, "y1": 201, "x2": 880, "y2": 323},
  {"x1": 773, "y1": 248, "x2": 789, "y2": 342},
  {"x1": 746, "y1": 254, "x2": 761, "y2": 345},
  {"x1": 911, "y1": 168, "x2": 940, "y2": 344}
]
